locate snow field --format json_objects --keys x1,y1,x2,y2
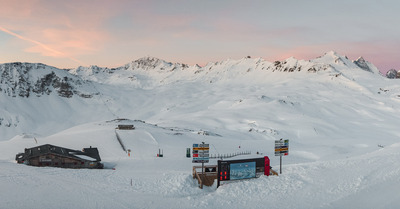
[{"x1": 2, "y1": 118, "x2": 400, "y2": 209}]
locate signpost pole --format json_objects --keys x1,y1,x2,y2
[
  {"x1": 201, "y1": 142, "x2": 205, "y2": 189},
  {"x1": 201, "y1": 142, "x2": 205, "y2": 176},
  {"x1": 217, "y1": 160, "x2": 221, "y2": 188},
  {"x1": 202, "y1": 162, "x2": 204, "y2": 174},
  {"x1": 192, "y1": 142, "x2": 209, "y2": 189},
  {"x1": 201, "y1": 161, "x2": 204, "y2": 189},
  {"x1": 275, "y1": 139, "x2": 289, "y2": 175}
]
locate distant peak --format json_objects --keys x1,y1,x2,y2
[
  {"x1": 285, "y1": 56, "x2": 298, "y2": 61},
  {"x1": 326, "y1": 50, "x2": 338, "y2": 55},
  {"x1": 135, "y1": 56, "x2": 166, "y2": 64},
  {"x1": 88, "y1": 65, "x2": 101, "y2": 69},
  {"x1": 132, "y1": 56, "x2": 171, "y2": 69},
  {"x1": 312, "y1": 51, "x2": 353, "y2": 66},
  {"x1": 323, "y1": 51, "x2": 342, "y2": 58},
  {"x1": 355, "y1": 56, "x2": 366, "y2": 63},
  {"x1": 137, "y1": 56, "x2": 162, "y2": 61}
]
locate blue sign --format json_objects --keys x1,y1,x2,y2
[
  {"x1": 230, "y1": 161, "x2": 256, "y2": 180},
  {"x1": 284, "y1": 139, "x2": 289, "y2": 146}
]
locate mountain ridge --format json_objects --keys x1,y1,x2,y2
[
  {"x1": 1, "y1": 51, "x2": 381, "y2": 91},
  {"x1": 0, "y1": 51, "x2": 392, "y2": 141}
]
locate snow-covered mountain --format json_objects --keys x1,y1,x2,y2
[
  {"x1": 68, "y1": 51, "x2": 381, "y2": 87},
  {"x1": 0, "y1": 51, "x2": 392, "y2": 141},
  {"x1": 0, "y1": 62, "x2": 97, "y2": 98},
  {"x1": 2, "y1": 51, "x2": 400, "y2": 209},
  {"x1": 0, "y1": 51, "x2": 380, "y2": 96}
]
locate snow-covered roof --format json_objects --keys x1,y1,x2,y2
[{"x1": 73, "y1": 154, "x2": 97, "y2": 161}]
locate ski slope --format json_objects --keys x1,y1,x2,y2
[{"x1": 0, "y1": 120, "x2": 400, "y2": 209}]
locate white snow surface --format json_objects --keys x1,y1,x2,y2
[{"x1": 1, "y1": 52, "x2": 400, "y2": 208}]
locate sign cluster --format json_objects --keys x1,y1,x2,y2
[
  {"x1": 192, "y1": 143, "x2": 209, "y2": 163},
  {"x1": 275, "y1": 139, "x2": 289, "y2": 156}
]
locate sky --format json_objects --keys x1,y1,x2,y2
[{"x1": 0, "y1": 0, "x2": 399, "y2": 73}]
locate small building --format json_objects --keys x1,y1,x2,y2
[
  {"x1": 117, "y1": 124, "x2": 135, "y2": 130},
  {"x1": 15, "y1": 144, "x2": 104, "y2": 169}
]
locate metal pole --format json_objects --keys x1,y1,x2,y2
[
  {"x1": 201, "y1": 142, "x2": 205, "y2": 174},
  {"x1": 201, "y1": 142, "x2": 205, "y2": 189},
  {"x1": 217, "y1": 160, "x2": 221, "y2": 188},
  {"x1": 280, "y1": 155, "x2": 282, "y2": 174},
  {"x1": 201, "y1": 161, "x2": 204, "y2": 189}
]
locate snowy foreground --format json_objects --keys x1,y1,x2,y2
[
  {"x1": 1, "y1": 121, "x2": 400, "y2": 209},
  {"x1": 1, "y1": 52, "x2": 400, "y2": 208}
]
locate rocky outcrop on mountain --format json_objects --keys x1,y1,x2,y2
[
  {"x1": 31, "y1": 71, "x2": 74, "y2": 98},
  {"x1": 268, "y1": 57, "x2": 330, "y2": 73},
  {"x1": 0, "y1": 62, "x2": 95, "y2": 98},
  {"x1": 386, "y1": 69, "x2": 398, "y2": 79},
  {"x1": 353, "y1": 57, "x2": 372, "y2": 72}
]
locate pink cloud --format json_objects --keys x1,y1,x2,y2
[
  {"x1": 0, "y1": 26, "x2": 83, "y2": 63},
  {"x1": 42, "y1": 28, "x2": 107, "y2": 52},
  {"x1": 0, "y1": 0, "x2": 38, "y2": 19},
  {"x1": 0, "y1": 0, "x2": 115, "y2": 65}
]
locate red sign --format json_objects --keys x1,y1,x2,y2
[{"x1": 264, "y1": 156, "x2": 270, "y2": 176}]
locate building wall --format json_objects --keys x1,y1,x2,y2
[{"x1": 28, "y1": 154, "x2": 100, "y2": 169}]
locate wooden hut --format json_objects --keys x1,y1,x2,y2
[
  {"x1": 117, "y1": 124, "x2": 135, "y2": 130},
  {"x1": 15, "y1": 144, "x2": 103, "y2": 169}
]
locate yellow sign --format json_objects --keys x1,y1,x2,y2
[
  {"x1": 275, "y1": 147, "x2": 288, "y2": 152},
  {"x1": 193, "y1": 147, "x2": 209, "y2": 150}
]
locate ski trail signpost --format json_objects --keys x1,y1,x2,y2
[
  {"x1": 192, "y1": 142, "x2": 209, "y2": 188},
  {"x1": 192, "y1": 142, "x2": 209, "y2": 163},
  {"x1": 275, "y1": 139, "x2": 289, "y2": 174}
]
